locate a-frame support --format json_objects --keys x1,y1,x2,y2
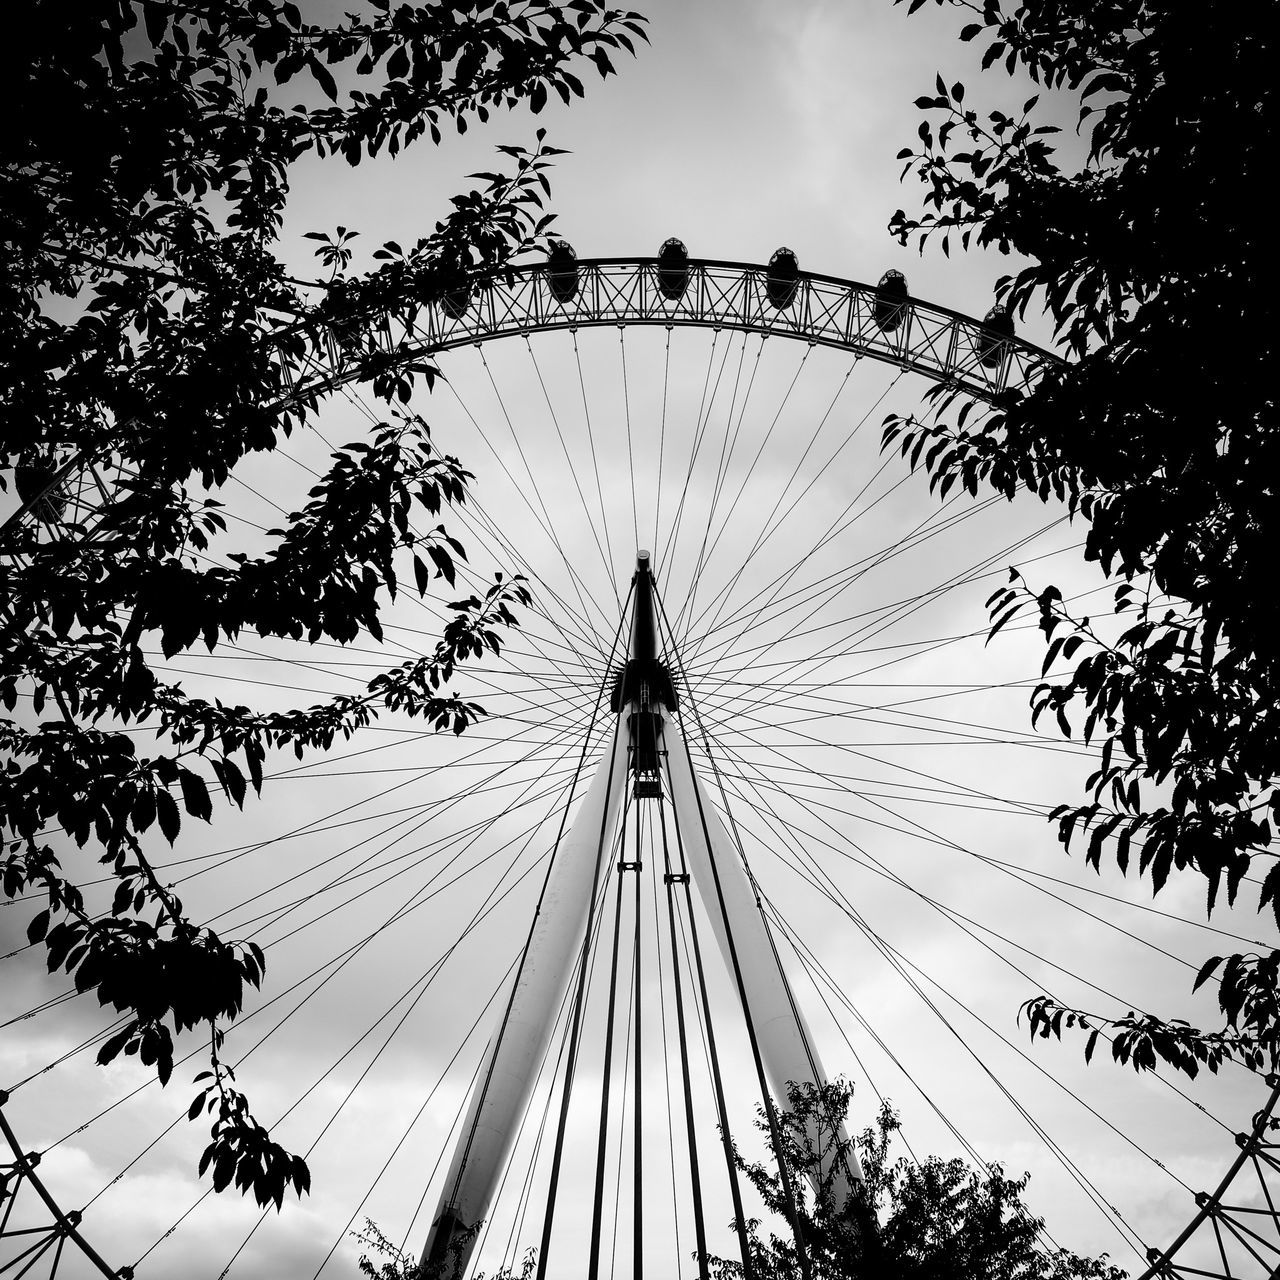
[{"x1": 422, "y1": 553, "x2": 859, "y2": 1276}]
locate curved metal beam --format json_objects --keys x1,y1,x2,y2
[
  {"x1": 0, "y1": 1097, "x2": 128, "y2": 1278},
  {"x1": 3, "y1": 258, "x2": 1049, "y2": 543},
  {"x1": 296, "y1": 256, "x2": 1053, "y2": 406},
  {"x1": 2, "y1": 257, "x2": 1051, "y2": 553},
  {"x1": 1139, "y1": 1078, "x2": 1280, "y2": 1280}
]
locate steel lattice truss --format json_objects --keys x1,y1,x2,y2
[
  {"x1": 296, "y1": 257, "x2": 1042, "y2": 402},
  {"x1": 3, "y1": 258, "x2": 1038, "y2": 558},
  {"x1": 1, "y1": 1100, "x2": 132, "y2": 1278},
  {"x1": 1142, "y1": 1081, "x2": 1280, "y2": 1280}
]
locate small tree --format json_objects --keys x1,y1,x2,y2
[
  {"x1": 1, "y1": 0, "x2": 643, "y2": 1208},
  {"x1": 353, "y1": 1218, "x2": 535, "y2": 1280},
  {"x1": 885, "y1": 0, "x2": 1279, "y2": 1079},
  {"x1": 708, "y1": 1081, "x2": 1125, "y2": 1280}
]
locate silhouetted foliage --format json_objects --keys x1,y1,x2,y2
[
  {"x1": 353, "y1": 1218, "x2": 534, "y2": 1280},
  {"x1": 1, "y1": 0, "x2": 643, "y2": 1209},
  {"x1": 887, "y1": 2, "x2": 1279, "y2": 1079},
  {"x1": 708, "y1": 1081, "x2": 1124, "y2": 1280}
]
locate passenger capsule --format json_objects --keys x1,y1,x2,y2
[
  {"x1": 765, "y1": 247, "x2": 800, "y2": 310},
  {"x1": 874, "y1": 269, "x2": 910, "y2": 332},
  {"x1": 547, "y1": 240, "x2": 579, "y2": 304},
  {"x1": 656, "y1": 237, "x2": 689, "y2": 300},
  {"x1": 15, "y1": 454, "x2": 66, "y2": 522},
  {"x1": 323, "y1": 283, "x2": 363, "y2": 352},
  {"x1": 976, "y1": 305, "x2": 1015, "y2": 369},
  {"x1": 437, "y1": 260, "x2": 471, "y2": 321},
  {"x1": 440, "y1": 287, "x2": 469, "y2": 320},
  {"x1": 330, "y1": 317, "x2": 362, "y2": 353}
]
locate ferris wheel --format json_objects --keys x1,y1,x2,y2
[{"x1": 2, "y1": 247, "x2": 1278, "y2": 1280}]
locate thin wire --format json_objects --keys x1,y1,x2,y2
[
  {"x1": 651, "y1": 328, "x2": 672, "y2": 558},
  {"x1": 620, "y1": 329, "x2": 640, "y2": 558},
  {"x1": 574, "y1": 331, "x2": 621, "y2": 599}
]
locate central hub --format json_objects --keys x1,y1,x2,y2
[
  {"x1": 611, "y1": 551, "x2": 677, "y2": 795},
  {"x1": 609, "y1": 551, "x2": 678, "y2": 715},
  {"x1": 609, "y1": 658, "x2": 677, "y2": 715}
]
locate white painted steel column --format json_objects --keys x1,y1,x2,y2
[
  {"x1": 664, "y1": 717, "x2": 863, "y2": 1202},
  {"x1": 422, "y1": 719, "x2": 630, "y2": 1270}
]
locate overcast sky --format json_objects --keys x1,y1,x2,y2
[{"x1": 4, "y1": 4, "x2": 1274, "y2": 1280}]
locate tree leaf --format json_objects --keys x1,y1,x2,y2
[
  {"x1": 180, "y1": 769, "x2": 213, "y2": 822},
  {"x1": 157, "y1": 790, "x2": 182, "y2": 844},
  {"x1": 26, "y1": 909, "x2": 50, "y2": 944}
]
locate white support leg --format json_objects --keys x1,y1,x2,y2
[
  {"x1": 664, "y1": 717, "x2": 863, "y2": 1204},
  {"x1": 422, "y1": 720, "x2": 630, "y2": 1273}
]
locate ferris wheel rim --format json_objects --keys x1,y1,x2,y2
[
  {"x1": 0, "y1": 1097, "x2": 125, "y2": 1278},
  {"x1": 1136, "y1": 1076, "x2": 1280, "y2": 1278},
  {"x1": 2, "y1": 256, "x2": 1270, "y2": 1280},
  {"x1": 1, "y1": 256, "x2": 1050, "y2": 542},
  {"x1": 291, "y1": 255, "x2": 1054, "y2": 413}
]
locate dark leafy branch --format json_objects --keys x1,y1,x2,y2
[
  {"x1": 1022, "y1": 946, "x2": 1280, "y2": 1080},
  {"x1": 2, "y1": 0, "x2": 643, "y2": 1209},
  {"x1": 889, "y1": 0, "x2": 1278, "y2": 1081}
]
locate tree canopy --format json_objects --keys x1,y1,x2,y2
[
  {"x1": 886, "y1": 0, "x2": 1279, "y2": 1079},
  {"x1": 707, "y1": 1081, "x2": 1124, "y2": 1280},
  {"x1": 1, "y1": 0, "x2": 643, "y2": 1210}
]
